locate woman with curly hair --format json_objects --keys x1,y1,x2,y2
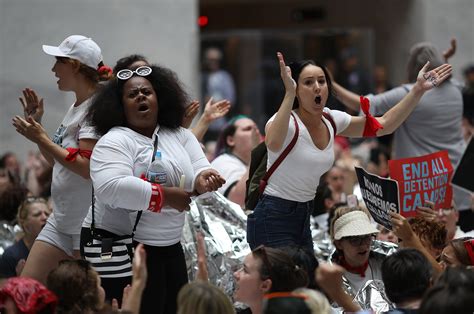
[{"x1": 82, "y1": 62, "x2": 225, "y2": 313}]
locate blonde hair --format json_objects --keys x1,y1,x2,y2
[
  {"x1": 17, "y1": 197, "x2": 48, "y2": 228},
  {"x1": 57, "y1": 57, "x2": 112, "y2": 84},
  {"x1": 293, "y1": 288, "x2": 331, "y2": 314},
  {"x1": 329, "y1": 206, "x2": 370, "y2": 240},
  {"x1": 177, "y1": 281, "x2": 235, "y2": 314}
]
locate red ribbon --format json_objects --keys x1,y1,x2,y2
[
  {"x1": 65, "y1": 148, "x2": 92, "y2": 161},
  {"x1": 360, "y1": 96, "x2": 383, "y2": 137},
  {"x1": 463, "y1": 239, "x2": 474, "y2": 266}
]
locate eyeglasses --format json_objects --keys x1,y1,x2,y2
[
  {"x1": 23, "y1": 196, "x2": 47, "y2": 204},
  {"x1": 253, "y1": 245, "x2": 273, "y2": 279},
  {"x1": 116, "y1": 66, "x2": 152, "y2": 80},
  {"x1": 343, "y1": 234, "x2": 375, "y2": 246}
]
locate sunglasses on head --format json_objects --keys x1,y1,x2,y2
[{"x1": 116, "y1": 66, "x2": 152, "y2": 81}]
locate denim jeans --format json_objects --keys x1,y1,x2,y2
[{"x1": 246, "y1": 194, "x2": 314, "y2": 253}]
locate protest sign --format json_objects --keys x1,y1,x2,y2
[
  {"x1": 388, "y1": 150, "x2": 453, "y2": 217},
  {"x1": 452, "y1": 138, "x2": 474, "y2": 193},
  {"x1": 355, "y1": 167, "x2": 400, "y2": 230}
]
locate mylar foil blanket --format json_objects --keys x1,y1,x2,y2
[
  {"x1": 181, "y1": 192, "x2": 250, "y2": 296},
  {"x1": 329, "y1": 240, "x2": 398, "y2": 313},
  {"x1": 0, "y1": 222, "x2": 20, "y2": 256}
]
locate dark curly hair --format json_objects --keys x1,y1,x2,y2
[
  {"x1": 287, "y1": 60, "x2": 334, "y2": 109},
  {"x1": 87, "y1": 64, "x2": 188, "y2": 136},
  {"x1": 113, "y1": 54, "x2": 149, "y2": 74},
  {"x1": 408, "y1": 217, "x2": 447, "y2": 251}
]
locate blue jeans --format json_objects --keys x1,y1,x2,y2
[{"x1": 246, "y1": 194, "x2": 314, "y2": 253}]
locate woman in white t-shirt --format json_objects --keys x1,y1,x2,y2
[
  {"x1": 246, "y1": 52, "x2": 452, "y2": 254},
  {"x1": 211, "y1": 115, "x2": 261, "y2": 206},
  {"x1": 83, "y1": 63, "x2": 225, "y2": 312},
  {"x1": 11, "y1": 35, "x2": 112, "y2": 283}
]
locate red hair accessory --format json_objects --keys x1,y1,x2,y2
[
  {"x1": 0, "y1": 277, "x2": 58, "y2": 314},
  {"x1": 98, "y1": 65, "x2": 113, "y2": 76},
  {"x1": 463, "y1": 239, "x2": 474, "y2": 265},
  {"x1": 264, "y1": 292, "x2": 308, "y2": 300},
  {"x1": 360, "y1": 96, "x2": 383, "y2": 137},
  {"x1": 65, "y1": 148, "x2": 92, "y2": 161}
]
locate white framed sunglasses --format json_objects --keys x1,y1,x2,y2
[{"x1": 116, "y1": 66, "x2": 152, "y2": 80}]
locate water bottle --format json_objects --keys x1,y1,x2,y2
[{"x1": 146, "y1": 151, "x2": 168, "y2": 185}]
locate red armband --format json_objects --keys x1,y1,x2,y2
[
  {"x1": 148, "y1": 183, "x2": 165, "y2": 213},
  {"x1": 65, "y1": 148, "x2": 93, "y2": 161},
  {"x1": 360, "y1": 96, "x2": 383, "y2": 137}
]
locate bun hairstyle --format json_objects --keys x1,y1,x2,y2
[{"x1": 55, "y1": 57, "x2": 112, "y2": 83}]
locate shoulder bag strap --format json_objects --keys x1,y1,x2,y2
[
  {"x1": 261, "y1": 112, "x2": 299, "y2": 185},
  {"x1": 322, "y1": 111, "x2": 337, "y2": 136}
]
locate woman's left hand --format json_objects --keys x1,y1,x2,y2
[
  {"x1": 182, "y1": 100, "x2": 200, "y2": 128},
  {"x1": 415, "y1": 62, "x2": 452, "y2": 91},
  {"x1": 12, "y1": 116, "x2": 49, "y2": 144},
  {"x1": 194, "y1": 169, "x2": 226, "y2": 194}
]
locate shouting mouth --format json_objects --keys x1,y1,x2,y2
[
  {"x1": 138, "y1": 104, "x2": 150, "y2": 113},
  {"x1": 315, "y1": 95, "x2": 322, "y2": 104}
]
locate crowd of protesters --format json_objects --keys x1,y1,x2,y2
[{"x1": 0, "y1": 34, "x2": 473, "y2": 314}]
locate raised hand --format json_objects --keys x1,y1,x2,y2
[
  {"x1": 182, "y1": 100, "x2": 200, "y2": 128},
  {"x1": 416, "y1": 62, "x2": 452, "y2": 91},
  {"x1": 442, "y1": 38, "x2": 457, "y2": 62},
  {"x1": 195, "y1": 231, "x2": 209, "y2": 281},
  {"x1": 277, "y1": 52, "x2": 296, "y2": 95},
  {"x1": 194, "y1": 169, "x2": 226, "y2": 194},
  {"x1": 12, "y1": 116, "x2": 48, "y2": 144},
  {"x1": 202, "y1": 97, "x2": 231, "y2": 122},
  {"x1": 390, "y1": 211, "x2": 415, "y2": 241},
  {"x1": 416, "y1": 201, "x2": 437, "y2": 221},
  {"x1": 19, "y1": 88, "x2": 44, "y2": 123}
]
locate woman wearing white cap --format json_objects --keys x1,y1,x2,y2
[
  {"x1": 330, "y1": 206, "x2": 381, "y2": 294},
  {"x1": 11, "y1": 35, "x2": 112, "y2": 283}
]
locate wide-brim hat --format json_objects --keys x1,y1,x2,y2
[{"x1": 333, "y1": 210, "x2": 379, "y2": 240}]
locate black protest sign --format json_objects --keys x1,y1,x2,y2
[
  {"x1": 452, "y1": 138, "x2": 474, "y2": 193},
  {"x1": 355, "y1": 167, "x2": 400, "y2": 230}
]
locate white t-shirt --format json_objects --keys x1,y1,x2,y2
[
  {"x1": 83, "y1": 126, "x2": 211, "y2": 246},
  {"x1": 211, "y1": 153, "x2": 247, "y2": 196},
  {"x1": 50, "y1": 99, "x2": 99, "y2": 233},
  {"x1": 343, "y1": 255, "x2": 384, "y2": 293},
  {"x1": 264, "y1": 108, "x2": 351, "y2": 202}
]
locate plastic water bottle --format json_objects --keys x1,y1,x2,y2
[{"x1": 146, "y1": 151, "x2": 168, "y2": 185}]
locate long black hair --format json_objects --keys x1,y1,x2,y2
[{"x1": 87, "y1": 64, "x2": 188, "y2": 136}]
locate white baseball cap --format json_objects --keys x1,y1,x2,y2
[
  {"x1": 333, "y1": 210, "x2": 379, "y2": 240},
  {"x1": 42, "y1": 35, "x2": 103, "y2": 69}
]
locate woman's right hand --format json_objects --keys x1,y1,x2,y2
[
  {"x1": 162, "y1": 187, "x2": 192, "y2": 212},
  {"x1": 277, "y1": 52, "x2": 296, "y2": 95},
  {"x1": 19, "y1": 88, "x2": 44, "y2": 123}
]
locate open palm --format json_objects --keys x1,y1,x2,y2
[{"x1": 416, "y1": 62, "x2": 452, "y2": 91}]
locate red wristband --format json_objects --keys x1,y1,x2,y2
[
  {"x1": 148, "y1": 183, "x2": 165, "y2": 213},
  {"x1": 360, "y1": 96, "x2": 384, "y2": 137}
]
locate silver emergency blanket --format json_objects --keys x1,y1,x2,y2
[
  {"x1": 181, "y1": 192, "x2": 250, "y2": 296},
  {"x1": 329, "y1": 240, "x2": 398, "y2": 313},
  {"x1": 0, "y1": 222, "x2": 17, "y2": 256},
  {"x1": 353, "y1": 279, "x2": 394, "y2": 313}
]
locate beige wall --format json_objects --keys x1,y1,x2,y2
[{"x1": 0, "y1": 0, "x2": 198, "y2": 160}]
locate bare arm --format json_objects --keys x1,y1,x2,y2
[
  {"x1": 122, "y1": 243, "x2": 147, "y2": 314},
  {"x1": 12, "y1": 116, "x2": 95, "y2": 179},
  {"x1": 339, "y1": 62, "x2": 452, "y2": 138},
  {"x1": 390, "y1": 212, "x2": 443, "y2": 275},
  {"x1": 227, "y1": 169, "x2": 249, "y2": 207},
  {"x1": 191, "y1": 98, "x2": 230, "y2": 142},
  {"x1": 333, "y1": 81, "x2": 361, "y2": 112},
  {"x1": 265, "y1": 52, "x2": 296, "y2": 152}
]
